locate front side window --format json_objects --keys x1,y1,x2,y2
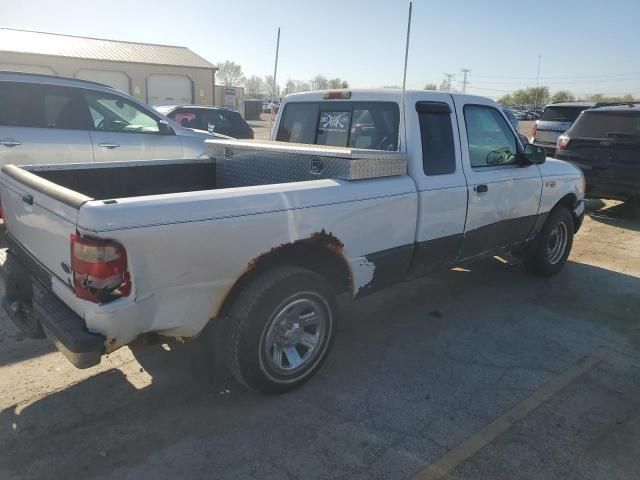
[
  {"x1": 417, "y1": 103, "x2": 456, "y2": 175},
  {"x1": 171, "y1": 110, "x2": 199, "y2": 129},
  {"x1": 277, "y1": 101, "x2": 399, "y2": 150},
  {"x1": 464, "y1": 105, "x2": 517, "y2": 167},
  {"x1": 84, "y1": 91, "x2": 161, "y2": 133}
]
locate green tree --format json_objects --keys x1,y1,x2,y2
[
  {"x1": 216, "y1": 61, "x2": 244, "y2": 86},
  {"x1": 551, "y1": 90, "x2": 575, "y2": 103},
  {"x1": 498, "y1": 94, "x2": 514, "y2": 105},
  {"x1": 424, "y1": 83, "x2": 438, "y2": 91}
]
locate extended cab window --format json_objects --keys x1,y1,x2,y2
[
  {"x1": 417, "y1": 102, "x2": 456, "y2": 175},
  {"x1": 464, "y1": 105, "x2": 517, "y2": 167},
  {"x1": 277, "y1": 101, "x2": 399, "y2": 150}
]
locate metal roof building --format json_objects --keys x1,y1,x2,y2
[{"x1": 0, "y1": 28, "x2": 217, "y2": 106}]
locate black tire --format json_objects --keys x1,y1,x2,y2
[
  {"x1": 525, "y1": 207, "x2": 574, "y2": 277},
  {"x1": 226, "y1": 266, "x2": 337, "y2": 394}
]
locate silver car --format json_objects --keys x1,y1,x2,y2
[
  {"x1": 532, "y1": 102, "x2": 595, "y2": 156},
  {"x1": 0, "y1": 71, "x2": 216, "y2": 166}
]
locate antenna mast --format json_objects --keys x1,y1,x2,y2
[{"x1": 400, "y1": 2, "x2": 413, "y2": 151}]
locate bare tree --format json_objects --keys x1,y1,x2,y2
[
  {"x1": 216, "y1": 61, "x2": 245, "y2": 86},
  {"x1": 424, "y1": 83, "x2": 438, "y2": 91},
  {"x1": 263, "y1": 75, "x2": 280, "y2": 99},
  {"x1": 328, "y1": 78, "x2": 349, "y2": 89},
  {"x1": 310, "y1": 75, "x2": 329, "y2": 90},
  {"x1": 244, "y1": 75, "x2": 264, "y2": 99}
]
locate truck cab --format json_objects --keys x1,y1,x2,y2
[{"x1": 274, "y1": 89, "x2": 584, "y2": 269}]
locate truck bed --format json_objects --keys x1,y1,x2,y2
[
  {"x1": 33, "y1": 159, "x2": 218, "y2": 200},
  {"x1": 18, "y1": 138, "x2": 407, "y2": 201}
]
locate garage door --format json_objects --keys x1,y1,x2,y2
[
  {"x1": 147, "y1": 75, "x2": 192, "y2": 106},
  {"x1": 75, "y1": 69, "x2": 130, "y2": 94},
  {"x1": 0, "y1": 64, "x2": 55, "y2": 75}
]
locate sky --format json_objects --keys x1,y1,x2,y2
[{"x1": 3, "y1": 0, "x2": 639, "y2": 99}]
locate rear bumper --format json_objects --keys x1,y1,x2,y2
[{"x1": 0, "y1": 246, "x2": 104, "y2": 368}]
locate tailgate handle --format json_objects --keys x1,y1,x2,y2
[
  {"x1": 22, "y1": 194, "x2": 33, "y2": 205},
  {"x1": 0, "y1": 138, "x2": 21, "y2": 147},
  {"x1": 98, "y1": 142, "x2": 120, "y2": 149}
]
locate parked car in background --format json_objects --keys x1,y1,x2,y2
[
  {"x1": 556, "y1": 103, "x2": 640, "y2": 201},
  {"x1": 263, "y1": 102, "x2": 280, "y2": 113},
  {"x1": 502, "y1": 107, "x2": 529, "y2": 146},
  {"x1": 0, "y1": 72, "x2": 215, "y2": 166},
  {"x1": 532, "y1": 102, "x2": 596, "y2": 156},
  {"x1": 155, "y1": 105, "x2": 254, "y2": 139}
]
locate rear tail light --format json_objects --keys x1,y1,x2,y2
[
  {"x1": 531, "y1": 121, "x2": 537, "y2": 141},
  {"x1": 71, "y1": 235, "x2": 130, "y2": 303},
  {"x1": 557, "y1": 133, "x2": 570, "y2": 150}
]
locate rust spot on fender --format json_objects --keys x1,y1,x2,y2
[{"x1": 246, "y1": 229, "x2": 345, "y2": 271}]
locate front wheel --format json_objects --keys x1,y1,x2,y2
[
  {"x1": 524, "y1": 207, "x2": 574, "y2": 276},
  {"x1": 226, "y1": 266, "x2": 337, "y2": 393}
]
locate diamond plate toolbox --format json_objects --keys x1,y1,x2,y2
[{"x1": 206, "y1": 139, "x2": 407, "y2": 187}]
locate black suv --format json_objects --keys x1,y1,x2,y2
[
  {"x1": 155, "y1": 105, "x2": 254, "y2": 139},
  {"x1": 555, "y1": 103, "x2": 640, "y2": 201}
]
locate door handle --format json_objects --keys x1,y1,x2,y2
[
  {"x1": 98, "y1": 142, "x2": 120, "y2": 149},
  {"x1": 0, "y1": 138, "x2": 21, "y2": 147},
  {"x1": 22, "y1": 194, "x2": 33, "y2": 205},
  {"x1": 474, "y1": 184, "x2": 489, "y2": 193}
]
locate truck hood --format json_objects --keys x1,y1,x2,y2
[{"x1": 539, "y1": 158, "x2": 582, "y2": 177}]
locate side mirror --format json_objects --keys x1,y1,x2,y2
[
  {"x1": 158, "y1": 119, "x2": 174, "y2": 135},
  {"x1": 521, "y1": 143, "x2": 546, "y2": 165}
]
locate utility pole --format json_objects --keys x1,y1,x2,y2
[
  {"x1": 442, "y1": 73, "x2": 455, "y2": 92},
  {"x1": 534, "y1": 54, "x2": 541, "y2": 111},
  {"x1": 460, "y1": 68, "x2": 471, "y2": 93}
]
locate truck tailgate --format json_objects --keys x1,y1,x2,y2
[{"x1": 0, "y1": 165, "x2": 90, "y2": 285}]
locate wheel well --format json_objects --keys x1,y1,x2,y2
[
  {"x1": 553, "y1": 193, "x2": 579, "y2": 230},
  {"x1": 217, "y1": 234, "x2": 353, "y2": 318}
]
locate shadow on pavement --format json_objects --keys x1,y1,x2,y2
[
  {"x1": 586, "y1": 199, "x2": 640, "y2": 232},
  {"x1": 0, "y1": 257, "x2": 639, "y2": 480}
]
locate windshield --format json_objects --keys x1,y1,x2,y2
[{"x1": 276, "y1": 101, "x2": 400, "y2": 150}]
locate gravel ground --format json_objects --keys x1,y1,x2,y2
[{"x1": 0, "y1": 200, "x2": 638, "y2": 480}]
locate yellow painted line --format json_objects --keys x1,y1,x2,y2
[{"x1": 412, "y1": 349, "x2": 604, "y2": 480}]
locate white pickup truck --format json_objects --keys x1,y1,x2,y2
[{"x1": 0, "y1": 89, "x2": 585, "y2": 393}]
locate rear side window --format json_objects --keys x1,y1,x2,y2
[
  {"x1": 0, "y1": 82, "x2": 36, "y2": 127},
  {"x1": 277, "y1": 101, "x2": 399, "y2": 150},
  {"x1": 0, "y1": 82, "x2": 85, "y2": 129},
  {"x1": 540, "y1": 106, "x2": 588, "y2": 122},
  {"x1": 569, "y1": 111, "x2": 640, "y2": 139},
  {"x1": 417, "y1": 102, "x2": 456, "y2": 175}
]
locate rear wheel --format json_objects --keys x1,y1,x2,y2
[
  {"x1": 525, "y1": 207, "x2": 574, "y2": 276},
  {"x1": 226, "y1": 266, "x2": 337, "y2": 393}
]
